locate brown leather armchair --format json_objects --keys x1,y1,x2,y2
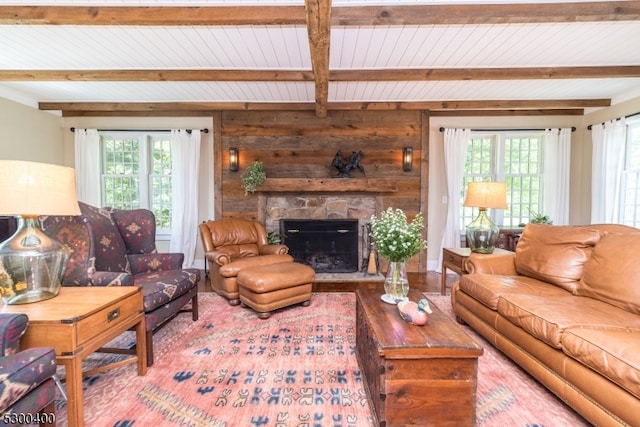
[{"x1": 199, "y1": 219, "x2": 293, "y2": 305}]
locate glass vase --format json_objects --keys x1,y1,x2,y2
[{"x1": 383, "y1": 261, "x2": 409, "y2": 304}]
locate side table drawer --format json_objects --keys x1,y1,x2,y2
[
  {"x1": 444, "y1": 250, "x2": 466, "y2": 270},
  {"x1": 75, "y1": 291, "x2": 142, "y2": 346}
]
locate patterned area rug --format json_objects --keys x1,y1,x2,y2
[{"x1": 53, "y1": 292, "x2": 588, "y2": 426}]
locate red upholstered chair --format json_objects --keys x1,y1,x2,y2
[
  {"x1": 199, "y1": 219, "x2": 293, "y2": 305},
  {"x1": 41, "y1": 202, "x2": 199, "y2": 366},
  {"x1": 0, "y1": 313, "x2": 57, "y2": 425}
]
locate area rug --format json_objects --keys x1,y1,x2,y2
[{"x1": 53, "y1": 292, "x2": 588, "y2": 426}]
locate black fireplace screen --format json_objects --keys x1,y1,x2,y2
[{"x1": 280, "y1": 219, "x2": 359, "y2": 273}]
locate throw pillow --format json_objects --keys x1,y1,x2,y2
[
  {"x1": 111, "y1": 208, "x2": 157, "y2": 254},
  {"x1": 515, "y1": 224, "x2": 601, "y2": 292},
  {"x1": 79, "y1": 202, "x2": 130, "y2": 274},
  {"x1": 576, "y1": 232, "x2": 640, "y2": 315}
]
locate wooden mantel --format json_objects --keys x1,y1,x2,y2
[{"x1": 257, "y1": 178, "x2": 397, "y2": 193}]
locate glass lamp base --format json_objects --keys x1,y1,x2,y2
[
  {"x1": 466, "y1": 209, "x2": 500, "y2": 254},
  {"x1": 0, "y1": 216, "x2": 67, "y2": 305}
]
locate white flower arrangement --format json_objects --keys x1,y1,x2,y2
[{"x1": 370, "y1": 207, "x2": 427, "y2": 262}]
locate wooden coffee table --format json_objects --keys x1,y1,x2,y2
[
  {"x1": 1, "y1": 286, "x2": 147, "y2": 427},
  {"x1": 355, "y1": 288, "x2": 483, "y2": 427}
]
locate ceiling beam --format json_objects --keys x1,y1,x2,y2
[
  {"x1": 1, "y1": 2, "x2": 638, "y2": 26},
  {"x1": 330, "y1": 66, "x2": 640, "y2": 81},
  {"x1": 58, "y1": 108, "x2": 585, "y2": 118},
  {"x1": 0, "y1": 70, "x2": 315, "y2": 82},
  {"x1": 305, "y1": 0, "x2": 332, "y2": 118},
  {"x1": 0, "y1": 6, "x2": 307, "y2": 25},
  {"x1": 39, "y1": 99, "x2": 610, "y2": 113},
  {"x1": 3, "y1": 66, "x2": 639, "y2": 82},
  {"x1": 332, "y1": 2, "x2": 640, "y2": 25}
]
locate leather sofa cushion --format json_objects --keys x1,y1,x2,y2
[
  {"x1": 515, "y1": 224, "x2": 600, "y2": 292},
  {"x1": 219, "y1": 254, "x2": 293, "y2": 277},
  {"x1": 205, "y1": 218, "x2": 265, "y2": 257},
  {"x1": 237, "y1": 262, "x2": 316, "y2": 293},
  {"x1": 576, "y1": 232, "x2": 640, "y2": 315},
  {"x1": 562, "y1": 326, "x2": 640, "y2": 399},
  {"x1": 496, "y1": 294, "x2": 640, "y2": 349},
  {"x1": 459, "y1": 274, "x2": 567, "y2": 310}
]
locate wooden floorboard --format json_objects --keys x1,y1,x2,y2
[{"x1": 198, "y1": 270, "x2": 459, "y2": 294}]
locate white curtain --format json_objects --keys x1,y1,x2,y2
[
  {"x1": 73, "y1": 128, "x2": 101, "y2": 206},
  {"x1": 543, "y1": 128, "x2": 572, "y2": 225},
  {"x1": 170, "y1": 129, "x2": 201, "y2": 268},
  {"x1": 436, "y1": 128, "x2": 470, "y2": 272},
  {"x1": 591, "y1": 118, "x2": 626, "y2": 224}
]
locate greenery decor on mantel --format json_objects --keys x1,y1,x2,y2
[{"x1": 242, "y1": 161, "x2": 266, "y2": 196}]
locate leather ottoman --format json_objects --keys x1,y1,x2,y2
[{"x1": 236, "y1": 262, "x2": 315, "y2": 319}]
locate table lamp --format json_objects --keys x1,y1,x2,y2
[
  {"x1": 463, "y1": 181, "x2": 507, "y2": 254},
  {"x1": 0, "y1": 160, "x2": 80, "y2": 304}
]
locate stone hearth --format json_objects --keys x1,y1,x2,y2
[{"x1": 261, "y1": 195, "x2": 379, "y2": 272}]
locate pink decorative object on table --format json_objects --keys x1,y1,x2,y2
[{"x1": 397, "y1": 298, "x2": 432, "y2": 325}]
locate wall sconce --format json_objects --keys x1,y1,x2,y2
[
  {"x1": 403, "y1": 147, "x2": 413, "y2": 172},
  {"x1": 229, "y1": 147, "x2": 239, "y2": 172}
]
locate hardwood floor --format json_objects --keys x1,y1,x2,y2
[{"x1": 198, "y1": 270, "x2": 459, "y2": 295}]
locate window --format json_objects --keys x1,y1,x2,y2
[
  {"x1": 461, "y1": 132, "x2": 544, "y2": 229},
  {"x1": 620, "y1": 118, "x2": 640, "y2": 227},
  {"x1": 101, "y1": 132, "x2": 173, "y2": 235}
]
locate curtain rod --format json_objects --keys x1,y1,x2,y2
[
  {"x1": 70, "y1": 127, "x2": 209, "y2": 134},
  {"x1": 587, "y1": 111, "x2": 640, "y2": 130},
  {"x1": 438, "y1": 127, "x2": 576, "y2": 132}
]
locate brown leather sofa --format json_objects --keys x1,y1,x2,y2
[
  {"x1": 452, "y1": 223, "x2": 640, "y2": 427},
  {"x1": 199, "y1": 219, "x2": 293, "y2": 305}
]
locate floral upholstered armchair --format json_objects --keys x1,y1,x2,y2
[
  {"x1": 42, "y1": 202, "x2": 199, "y2": 366},
  {"x1": 0, "y1": 313, "x2": 57, "y2": 424}
]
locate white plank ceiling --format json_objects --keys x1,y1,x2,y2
[{"x1": 1, "y1": 0, "x2": 639, "y2": 114}]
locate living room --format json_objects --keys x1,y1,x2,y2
[
  {"x1": 1, "y1": 1, "x2": 640, "y2": 426},
  {"x1": 1, "y1": 2, "x2": 640, "y2": 274}
]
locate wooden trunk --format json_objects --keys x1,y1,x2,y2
[{"x1": 355, "y1": 288, "x2": 483, "y2": 426}]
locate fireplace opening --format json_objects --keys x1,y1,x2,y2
[{"x1": 280, "y1": 219, "x2": 359, "y2": 273}]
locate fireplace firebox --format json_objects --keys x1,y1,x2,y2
[{"x1": 280, "y1": 219, "x2": 359, "y2": 273}]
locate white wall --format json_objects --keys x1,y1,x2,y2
[{"x1": 0, "y1": 97, "x2": 65, "y2": 164}]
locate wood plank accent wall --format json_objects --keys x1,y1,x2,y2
[{"x1": 218, "y1": 109, "x2": 428, "y2": 272}]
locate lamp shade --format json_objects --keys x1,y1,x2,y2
[
  {"x1": 0, "y1": 160, "x2": 80, "y2": 216},
  {"x1": 463, "y1": 181, "x2": 508, "y2": 210},
  {"x1": 0, "y1": 160, "x2": 80, "y2": 304}
]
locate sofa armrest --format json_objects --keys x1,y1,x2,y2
[
  {"x1": 91, "y1": 271, "x2": 134, "y2": 286},
  {"x1": 0, "y1": 313, "x2": 28, "y2": 356},
  {"x1": 206, "y1": 250, "x2": 233, "y2": 266},
  {"x1": 259, "y1": 244, "x2": 289, "y2": 255},
  {"x1": 128, "y1": 253, "x2": 184, "y2": 274},
  {"x1": 0, "y1": 347, "x2": 57, "y2": 410},
  {"x1": 219, "y1": 254, "x2": 294, "y2": 277},
  {"x1": 465, "y1": 252, "x2": 517, "y2": 275}
]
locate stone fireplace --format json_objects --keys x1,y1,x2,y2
[
  {"x1": 280, "y1": 218, "x2": 359, "y2": 273},
  {"x1": 261, "y1": 194, "x2": 379, "y2": 273}
]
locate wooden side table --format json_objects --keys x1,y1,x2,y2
[
  {"x1": 1, "y1": 287, "x2": 147, "y2": 427},
  {"x1": 441, "y1": 247, "x2": 512, "y2": 295},
  {"x1": 441, "y1": 247, "x2": 472, "y2": 295}
]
